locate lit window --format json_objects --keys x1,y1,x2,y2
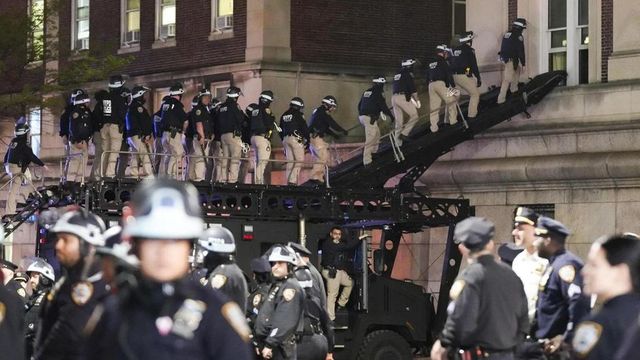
[
  {"x1": 545, "y1": 0, "x2": 588, "y2": 85},
  {"x1": 452, "y1": 0, "x2": 466, "y2": 38},
  {"x1": 72, "y1": 0, "x2": 90, "y2": 50},
  {"x1": 211, "y1": 82, "x2": 229, "y2": 100},
  {"x1": 29, "y1": 0, "x2": 45, "y2": 62},
  {"x1": 122, "y1": 0, "x2": 140, "y2": 46},
  {"x1": 27, "y1": 108, "x2": 42, "y2": 157},
  {"x1": 158, "y1": 0, "x2": 176, "y2": 40},
  {"x1": 212, "y1": 0, "x2": 233, "y2": 32}
]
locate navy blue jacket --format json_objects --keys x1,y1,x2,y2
[
  {"x1": 358, "y1": 84, "x2": 394, "y2": 121},
  {"x1": 451, "y1": 44, "x2": 481, "y2": 80},
  {"x1": 500, "y1": 29, "x2": 526, "y2": 66},
  {"x1": 427, "y1": 55, "x2": 456, "y2": 88},
  {"x1": 392, "y1": 68, "x2": 417, "y2": 101},
  {"x1": 308, "y1": 105, "x2": 345, "y2": 138}
]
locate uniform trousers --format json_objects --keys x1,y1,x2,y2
[
  {"x1": 391, "y1": 93, "x2": 419, "y2": 143},
  {"x1": 161, "y1": 131, "x2": 184, "y2": 178},
  {"x1": 429, "y1": 81, "x2": 458, "y2": 133},
  {"x1": 251, "y1": 135, "x2": 271, "y2": 184},
  {"x1": 127, "y1": 135, "x2": 153, "y2": 177},
  {"x1": 69, "y1": 141, "x2": 89, "y2": 182},
  {"x1": 358, "y1": 115, "x2": 380, "y2": 165},
  {"x1": 497, "y1": 60, "x2": 522, "y2": 104},
  {"x1": 220, "y1": 132, "x2": 243, "y2": 183},
  {"x1": 89, "y1": 131, "x2": 102, "y2": 180},
  {"x1": 5, "y1": 164, "x2": 31, "y2": 214},
  {"x1": 453, "y1": 74, "x2": 480, "y2": 118},
  {"x1": 283, "y1": 136, "x2": 305, "y2": 184},
  {"x1": 100, "y1": 124, "x2": 122, "y2": 177},
  {"x1": 212, "y1": 140, "x2": 224, "y2": 182},
  {"x1": 309, "y1": 136, "x2": 328, "y2": 182},
  {"x1": 322, "y1": 268, "x2": 353, "y2": 321}
]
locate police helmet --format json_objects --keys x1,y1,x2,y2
[
  {"x1": 259, "y1": 90, "x2": 274, "y2": 104},
  {"x1": 51, "y1": 210, "x2": 106, "y2": 247},
  {"x1": 70, "y1": 88, "x2": 86, "y2": 102},
  {"x1": 97, "y1": 226, "x2": 139, "y2": 267},
  {"x1": 290, "y1": 97, "x2": 304, "y2": 110},
  {"x1": 108, "y1": 74, "x2": 126, "y2": 88},
  {"x1": 226, "y1": 86, "x2": 242, "y2": 98},
  {"x1": 436, "y1": 44, "x2": 450, "y2": 53},
  {"x1": 372, "y1": 75, "x2": 386, "y2": 84},
  {"x1": 513, "y1": 18, "x2": 527, "y2": 29},
  {"x1": 132, "y1": 85, "x2": 150, "y2": 99},
  {"x1": 169, "y1": 83, "x2": 185, "y2": 96},
  {"x1": 191, "y1": 95, "x2": 199, "y2": 108},
  {"x1": 211, "y1": 97, "x2": 222, "y2": 108},
  {"x1": 26, "y1": 259, "x2": 55, "y2": 282},
  {"x1": 198, "y1": 88, "x2": 212, "y2": 98},
  {"x1": 322, "y1": 95, "x2": 338, "y2": 108},
  {"x1": 123, "y1": 178, "x2": 204, "y2": 240},
  {"x1": 459, "y1": 31, "x2": 475, "y2": 43},
  {"x1": 401, "y1": 58, "x2": 416, "y2": 67},
  {"x1": 198, "y1": 226, "x2": 236, "y2": 254},
  {"x1": 245, "y1": 103, "x2": 258, "y2": 117},
  {"x1": 120, "y1": 87, "x2": 132, "y2": 98},
  {"x1": 15, "y1": 122, "x2": 30, "y2": 136},
  {"x1": 267, "y1": 245, "x2": 297, "y2": 265},
  {"x1": 73, "y1": 93, "x2": 90, "y2": 106}
]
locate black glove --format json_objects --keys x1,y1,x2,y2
[
  {"x1": 369, "y1": 117, "x2": 375, "y2": 125},
  {"x1": 477, "y1": 79, "x2": 482, "y2": 88},
  {"x1": 405, "y1": 94, "x2": 411, "y2": 102}
]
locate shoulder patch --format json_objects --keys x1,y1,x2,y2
[
  {"x1": 17, "y1": 288, "x2": 26, "y2": 298},
  {"x1": 559, "y1": 265, "x2": 576, "y2": 283},
  {"x1": 196, "y1": 109, "x2": 202, "y2": 116},
  {"x1": 283, "y1": 288, "x2": 296, "y2": 302},
  {"x1": 71, "y1": 281, "x2": 94, "y2": 306},
  {"x1": 449, "y1": 279, "x2": 465, "y2": 300},
  {"x1": 252, "y1": 293, "x2": 262, "y2": 307},
  {"x1": 211, "y1": 274, "x2": 227, "y2": 289},
  {"x1": 221, "y1": 302, "x2": 251, "y2": 342},
  {"x1": 137, "y1": 106, "x2": 144, "y2": 113},
  {"x1": 572, "y1": 321, "x2": 602, "y2": 357},
  {"x1": 429, "y1": 62, "x2": 438, "y2": 69},
  {"x1": 0, "y1": 302, "x2": 5, "y2": 325},
  {"x1": 199, "y1": 277, "x2": 207, "y2": 286},
  {"x1": 505, "y1": 32, "x2": 512, "y2": 39}
]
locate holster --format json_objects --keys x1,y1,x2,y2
[
  {"x1": 512, "y1": 57, "x2": 520, "y2": 70},
  {"x1": 170, "y1": 128, "x2": 178, "y2": 139},
  {"x1": 328, "y1": 267, "x2": 337, "y2": 279}
]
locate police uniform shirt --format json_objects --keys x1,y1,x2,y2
[
  {"x1": 3, "y1": 136, "x2": 45, "y2": 172},
  {"x1": 572, "y1": 293, "x2": 640, "y2": 359},
  {"x1": 69, "y1": 105, "x2": 94, "y2": 143},
  {"x1": 207, "y1": 263, "x2": 249, "y2": 314},
  {"x1": 160, "y1": 97, "x2": 188, "y2": 133},
  {"x1": 247, "y1": 282, "x2": 271, "y2": 328},
  {"x1": 25, "y1": 288, "x2": 48, "y2": 357},
  {"x1": 500, "y1": 30, "x2": 526, "y2": 66},
  {"x1": 427, "y1": 55, "x2": 456, "y2": 88},
  {"x1": 440, "y1": 254, "x2": 529, "y2": 351},
  {"x1": 0, "y1": 283, "x2": 26, "y2": 360},
  {"x1": 59, "y1": 104, "x2": 73, "y2": 138},
  {"x1": 280, "y1": 108, "x2": 309, "y2": 141},
  {"x1": 392, "y1": 68, "x2": 417, "y2": 99},
  {"x1": 125, "y1": 99, "x2": 152, "y2": 138},
  {"x1": 217, "y1": 98, "x2": 245, "y2": 135},
  {"x1": 451, "y1": 44, "x2": 481, "y2": 80},
  {"x1": 320, "y1": 236, "x2": 360, "y2": 273},
  {"x1": 187, "y1": 103, "x2": 210, "y2": 139},
  {"x1": 307, "y1": 262, "x2": 327, "y2": 310},
  {"x1": 308, "y1": 106, "x2": 346, "y2": 138},
  {"x1": 250, "y1": 104, "x2": 276, "y2": 137},
  {"x1": 209, "y1": 105, "x2": 221, "y2": 140},
  {"x1": 535, "y1": 249, "x2": 591, "y2": 341},
  {"x1": 84, "y1": 277, "x2": 252, "y2": 360},
  {"x1": 94, "y1": 88, "x2": 128, "y2": 127},
  {"x1": 358, "y1": 86, "x2": 394, "y2": 121},
  {"x1": 512, "y1": 250, "x2": 549, "y2": 322}
]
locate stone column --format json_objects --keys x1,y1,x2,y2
[
  {"x1": 608, "y1": 2, "x2": 640, "y2": 81},
  {"x1": 245, "y1": 0, "x2": 291, "y2": 63}
]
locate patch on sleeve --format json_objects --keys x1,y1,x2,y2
[
  {"x1": 17, "y1": 288, "x2": 26, "y2": 298},
  {"x1": 449, "y1": 279, "x2": 465, "y2": 300},
  {"x1": 71, "y1": 281, "x2": 94, "y2": 306},
  {"x1": 252, "y1": 293, "x2": 262, "y2": 307},
  {"x1": 221, "y1": 302, "x2": 251, "y2": 342},
  {"x1": 211, "y1": 274, "x2": 227, "y2": 289},
  {"x1": 283, "y1": 288, "x2": 296, "y2": 302},
  {"x1": 0, "y1": 302, "x2": 5, "y2": 325},
  {"x1": 559, "y1": 265, "x2": 576, "y2": 283},
  {"x1": 572, "y1": 321, "x2": 602, "y2": 357}
]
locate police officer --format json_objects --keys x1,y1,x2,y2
[
  {"x1": 431, "y1": 217, "x2": 529, "y2": 360},
  {"x1": 358, "y1": 75, "x2": 394, "y2": 166},
  {"x1": 533, "y1": 216, "x2": 590, "y2": 357},
  {"x1": 68, "y1": 92, "x2": 94, "y2": 182},
  {"x1": 1, "y1": 259, "x2": 25, "y2": 298},
  {"x1": 247, "y1": 257, "x2": 272, "y2": 328},
  {"x1": 280, "y1": 97, "x2": 309, "y2": 185},
  {"x1": 33, "y1": 209, "x2": 109, "y2": 359},
  {"x1": 94, "y1": 74, "x2": 128, "y2": 177},
  {"x1": 451, "y1": 31, "x2": 481, "y2": 119},
  {"x1": 89, "y1": 90, "x2": 108, "y2": 180},
  {"x1": 216, "y1": 86, "x2": 245, "y2": 183},
  {"x1": 308, "y1": 96, "x2": 347, "y2": 185},
  {"x1": 83, "y1": 179, "x2": 252, "y2": 360},
  {"x1": 24, "y1": 259, "x2": 55, "y2": 358},
  {"x1": 288, "y1": 242, "x2": 326, "y2": 309},
  {"x1": 3, "y1": 121, "x2": 48, "y2": 216},
  {"x1": 209, "y1": 97, "x2": 224, "y2": 182},
  {"x1": 251, "y1": 90, "x2": 278, "y2": 185},
  {"x1": 238, "y1": 103, "x2": 253, "y2": 184},
  {"x1": 254, "y1": 245, "x2": 304, "y2": 359},
  {"x1": 160, "y1": 83, "x2": 188, "y2": 177},
  {"x1": 152, "y1": 100, "x2": 167, "y2": 175},
  {"x1": 428, "y1": 44, "x2": 459, "y2": 133},
  {"x1": 60, "y1": 89, "x2": 85, "y2": 181},
  {"x1": 571, "y1": 234, "x2": 640, "y2": 359},
  {"x1": 126, "y1": 85, "x2": 154, "y2": 178},
  {"x1": 392, "y1": 58, "x2": 421, "y2": 146},
  {"x1": 498, "y1": 18, "x2": 527, "y2": 104},
  {"x1": 199, "y1": 226, "x2": 249, "y2": 313},
  {"x1": 95, "y1": 225, "x2": 139, "y2": 289},
  {"x1": 0, "y1": 275, "x2": 25, "y2": 360},
  {"x1": 0, "y1": 259, "x2": 18, "y2": 286},
  {"x1": 187, "y1": 89, "x2": 212, "y2": 181}
]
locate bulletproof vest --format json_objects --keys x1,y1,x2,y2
[
  {"x1": 359, "y1": 86, "x2": 384, "y2": 116},
  {"x1": 71, "y1": 106, "x2": 93, "y2": 141},
  {"x1": 160, "y1": 98, "x2": 184, "y2": 131},
  {"x1": 101, "y1": 90, "x2": 127, "y2": 125}
]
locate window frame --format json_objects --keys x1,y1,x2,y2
[
  {"x1": 27, "y1": 108, "x2": 42, "y2": 157},
  {"x1": 210, "y1": 81, "x2": 230, "y2": 101},
  {"x1": 71, "y1": 0, "x2": 90, "y2": 51},
  {"x1": 121, "y1": 0, "x2": 141, "y2": 48},
  {"x1": 211, "y1": 0, "x2": 234, "y2": 33},
  {"x1": 156, "y1": 0, "x2": 177, "y2": 41},
  {"x1": 451, "y1": 0, "x2": 466, "y2": 39}
]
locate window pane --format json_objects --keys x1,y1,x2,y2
[
  {"x1": 549, "y1": 52, "x2": 567, "y2": 72},
  {"x1": 218, "y1": 0, "x2": 234, "y2": 16},
  {"x1": 127, "y1": 0, "x2": 140, "y2": 10},
  {"x1": 454, "y1": 3, "x2": 466, "y2": 36},
  {"x1": 579, "y1": 49, "x2": 588, "y2": 84},
  {"x1": 162, "y1": 5, "x2": 176, "y2": 25},
  {"x1": 548, "y1": 0, "x2": 567, "y2": 29},
  {"x1": 578, "y1": 0, "x2": 588, "y2": 26},
  {"x1": 78, "y1": 0, "x2": 89, "y2": 8},
  {"x1": 78, "y1": 7, "x2": 89, "y2": 19},
  {"x1": 78, "y1": 20, "x2": 89, "y2": 39},
  {"x1": 581, "y1": 27, "x2": 589, "y2": 45},
  {"x1": 127, "y1": 11, "x2": 140, "y2": 31},
  {"x1": 162, "y1": 0, "x2": 175, "y2": 5},
  {"x1": 551, "y1": 30, "x2": 567, "y2": 48}
]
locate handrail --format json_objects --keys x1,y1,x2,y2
[{"x1": 99, "y1": 150, "x2": 179, "y2": 180}]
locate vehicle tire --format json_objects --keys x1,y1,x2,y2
[{"x1": 356, "y1": 329, "x2": 412, "y2": 360}]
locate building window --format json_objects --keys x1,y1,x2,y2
[
  {"x1": 122, "y1": 0, "x2": 140, "y2": 46},
  {"x1": 27, "y1": 108, "x2": 41, "y2": 157},
  {"x1": 452, "y1": 0, "x2": 466, "y2": 38},
  {"x1": 212, "y1": 0, "x2": 233, "y2": 32},
  {"x1": 211, "y1": 82, "x2": 229, "y2": 100},
  {"x1": 545, "y1": 0, "x2": 588, "y2": 85},
  {"x1": 72, "y1": 0, "x2": 90, "y2": 50},
  {"x1": 157, "y1": 0, "x2": 176, "y2": 40},
  {"x1": 28, "y1": 0, "x2": 45, "y2": 62}
]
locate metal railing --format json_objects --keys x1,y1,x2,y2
[{"x1": 61, "y1": 152, "x2": 87, "y2": 185}]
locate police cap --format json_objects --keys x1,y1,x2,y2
[
  {"x1": 514, "y1": 206, "x2": 538, "y2": 226},
  {"x1": 287, "y1": 242, "x2": 312, "y2": 257},
  {"x1": 454, "y1": 216, "x2": 495, "y2": 251},
  {"x1": 250, "y1": 257, "x2": 271, "y2": 273},
  {"x1": 535, "y1": 216, "x2": 570, "y2": 240},
  {"x1": 459, "y1": 31, "x2": 475, "y2": 43},
  {"x1": 0, "y1": 259, "x2": 18, "y2": 271},
  {"x1": 513, "y1": 18, "x2": 527, "y2": 29},
  {"x1": 13, "y1": 271, "x2": 29, "y2": 282}
]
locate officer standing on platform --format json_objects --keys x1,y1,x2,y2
[
  {"x1": 451, "y1": 31, "x2": 482, "y2": 120},
  {"x1": 571, "y1": 234, "x2": 640, "y2": 359},
  {"x1": 251, "y1": 90, "x2": 277, "y2": 185},
  {"x1": 254, "y1": 245, "x2": 304, "y2": 360},
  {"x1": 159, "y1": 83, "x2": 188, "y2": 177},
  {"x1": 533, "y1": 216, "x2": 590, "y2": 358},
  {"x1": 308, "y1": 96, "x2": 347, "y2": 185},
  {"x1": 280, "y1": 97, "x2": 309, "y2": 186},
  {"x1": 187, "y1": 88, "x2": 212, "y2": 181},
  {"x1": 126, "y1": 85, "x2": 153, "y2": 178},
  {"x1": 94, "y1": 75, "x2": 128, "y2": 178},
  {"x1": 358, "y1": 75, "x2": 394, "y2": 167},
  {"x1": 217, "y1": 86, "x2": 245, "y2": 183},
  {"x1": 428, "y1": 44, "x2": 459, "y2": 133},
  {"x1": 431, "y1": 217, "x2": 529, "y2": 360},
  {"x1": 498, "y1": 18, "x2": 527, "y2": 104},
  {"x1": 67, "y1": 92, "x2": 94, "y2": 182},
  {"x1": 33, "y1": 210, "x2": 109, "y2": 360},
  {"x1": 209, "y1": 97, "x2": 223, "y2": 182},
  {"x1": 199, "y1": 226, "x2": 249, "y2": 313},
  {"x1": 391, "y1": 58, "x2": 420, "y2": 146},
  {"x1": 60, "y1": 89, "x2": 85, "y2": 180}
]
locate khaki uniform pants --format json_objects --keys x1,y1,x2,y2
[
  {"x1": 127, "y1": 136, "x2": 153, "y2": 177},
  {"x1": 391, "y1": 93, "x2": 419, "y2": 141},
  {"x1": 153, "y1": 136, "x2": 164, "y2": 176},
  {"x1": 283, "y1": 136, "x2": 305, "y2": 184},
  {"x1": 251, "y1": 135, "x2": 271, "y2": 184},
  {"x1": 100, "y1": 124, "x2": 122, "y2": 177},
  {"x1": 220, "y1": 132, "x2": 242, "y2": 183},
  {"x1": 428, "y1": 81, "x2": 458, "y2": 132},
  {"x1": 5, "y1": 164, "x2": 32, "y2": 214},
  {"x1": 89, "y1": 132, "x2": 102, "y2": 180},
  {"x1": 161, "y1": 131, "x2": 184, "y2": 178},
  {"x1": 238, "y1": 146, "x2": 251, "y2": 184},
  {"x1": 322, "y1": 269, "x2": 353, "y2": 321},
  {"x1": 309, "y1": 136, "x2": 328, "y2": 182},
  {"x1": 187, "y1": 137, "x2": 210, "y2": 181},
  {"x1": 212, "y1": 141, "x2": 224, "y2": 182},
  {"x1": 497, "y1": 60, "x2": 522, "y2": 104},
  {"x1": 358, "y1": 115, "x2": 380, "y2": 165},
  {"x1": 453, "y1": 74, "x2": 480, "y2": 118},
  {"x1": 68, "y1": 141, "x2": 88, "y2": 182}
]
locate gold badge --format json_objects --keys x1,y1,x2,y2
[
  {"x1": 211, "y1": 274, "x2": 227, "y2": 289},
  {"x1": 449, "y1": 280, "x2": 466, "y2": 300},
  {"x1": 138, "y1": 106, "x2": 144, "y2": 113},
  {"x1": 266, "y1": 108, "x2": 272, "y2": 115},
  {"x1": 252, "y1": 294, "x2": 262, "y2": 307},
  {"x1": 196, "y1": 109, "x2": 202, "y2": 116},
  {"x1": 572, "y1": 321, "x2": 602, "y2": 357},
  {"x1": 0, "y1": 302, "x2": 5, "y2": 325},
  {"x1": 539, "y1": 267, "x2": 553, "y2": 291},
  {"x1": 283, "y1": 288, "x2": 296, "y2": 302},
  {"x1": 72, "y1": 112, "x2": 79, "y2": 119},
  {"x1": 17, "y1": 288, "x2": 26, "y2": 298},
  {"x1": 222, "y1": 302, "x2": 251, "y2": 342},
  {"x1": 559, "y1": 265, "x2": 576, "y2": 283},
  {"x1": 71, "y1": 281, "x2": 94, "y2": 306}
]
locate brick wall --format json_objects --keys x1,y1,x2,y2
[
  {"x1": 601, "y1": 0, "x2": 613, "y2": 82},
  {"x1": 508, "y1": 0, "x2": 517, "y2": 25},
  {"x1": 290, "y1": 0, "x2": 452, "y2": 68}
]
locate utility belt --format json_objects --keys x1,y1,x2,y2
[
  {"x1": 164, "y1": 127, "x2": 182, "y2": 138},
  {"x1": 451, "y1": 347, "x2": 513, "y2": 360},
  {"x1": 253, "y1": 132, "x2": 271, "y2": 140},
  {"x1": 302, "y1": 321, "x2": 323, "y2": 336},
  {"x1": 454, "y1": 68, "x2": 474, "y2": 77}
]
